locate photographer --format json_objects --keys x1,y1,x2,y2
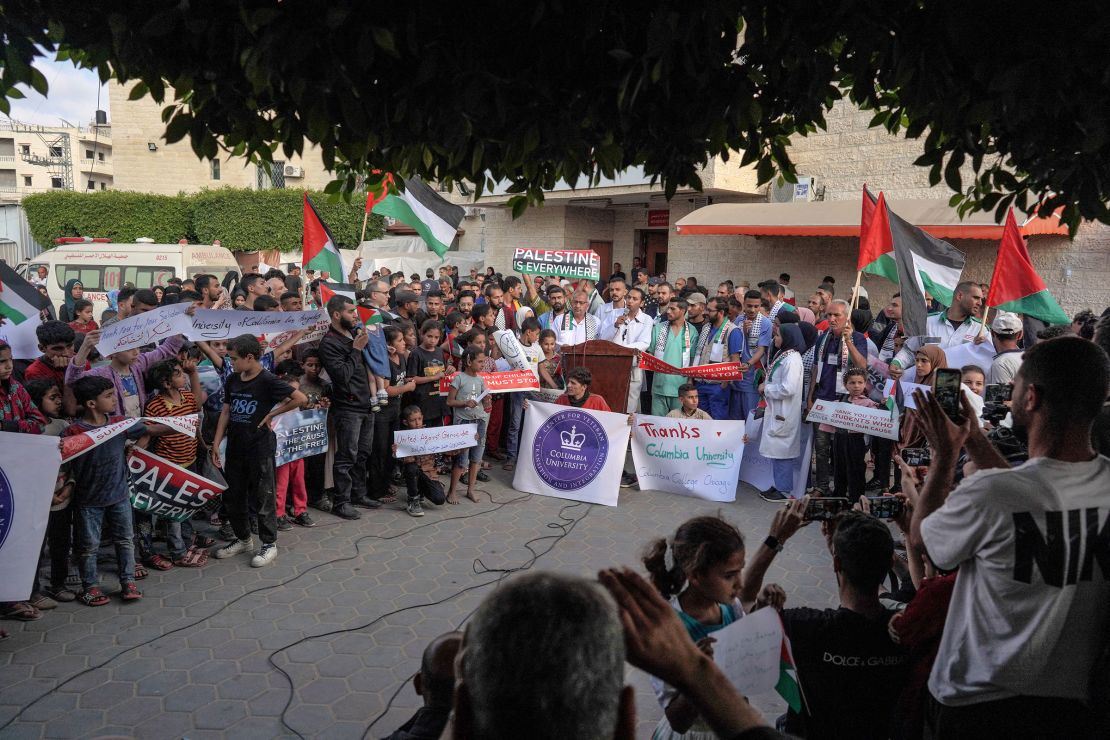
[{"x1": 909, "y1": 336, "x2": 1110, "y2": 738}]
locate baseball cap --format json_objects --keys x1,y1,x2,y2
[
  {"x1": 991, "y1": 311, "x2": 1023, "y2": 335},
  {"x1": 395, "y1": 290, "x2": 419, "y2": 305},
  {"x1": 686, "y1": 292, "x2": 707, "y2": 305}
]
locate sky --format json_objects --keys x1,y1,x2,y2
[{"x1": 5, "y1": 57, "x2": 107, "y2": 128}]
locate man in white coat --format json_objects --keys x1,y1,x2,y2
[{"x1": 757, "y1": 324, "x2": 807, "y2": 501}]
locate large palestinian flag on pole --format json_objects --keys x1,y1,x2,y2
[
  {"x1": 0, "y1": 261, "x2": 47, "y2": 359},
  {"x1": 371, "y1": 176, "x2": 465, "y2": 258},
  {"x1": 302, "y1": 193, "x2": 345, "y2": 278},
  {"x1": 859, "y1": 187, "x2": 966, "y2": 336},
  {"x1": 987, "y1": 209, "x2": 1069, "y2": 324}
]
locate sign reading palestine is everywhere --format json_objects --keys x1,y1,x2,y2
[{"x1": 511, "y1": 248, "x2": 601, "y2": 281}]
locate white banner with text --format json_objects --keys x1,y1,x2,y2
[{"x1": 630, "y1": 414, "x2": 745, "y2": 502}]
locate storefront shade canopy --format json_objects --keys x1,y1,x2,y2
[{"x1": 675, "y1": 200, "x2": 1069, "y2": 240}]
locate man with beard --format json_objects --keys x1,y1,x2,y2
[
  {"x1": 892, "y1": 281, "x2": 994, "y2": 376},
  {"x1": 910, "y1": 336, "x2": 1110, "y2": 738},
  {"x1": 318, "y1": 295, "x2": 382, "y2": 520}
]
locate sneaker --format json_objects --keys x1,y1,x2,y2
[
  {"x1": 276, "y1": 516, "x2": 293, "y2": 531},
  {"x1": 371, "y1": 403, "x2": 381, "y2": 413},
  {"x1": 213, "y1": 538, "x2": 254, "y2": 559},
  {"x1": 292, "y1": 512, "x2": 317, "y2": 528},
  {"x1": 377, "y1": 389, "x2": 389, "y2": 406},
  {"x1": 406, "y1": 498, "x2": 425, "y2": 517},
  {"x1": 251, "y1": 544, "x2": 278, "y2": 568},
  {"x1": 620, "y1": 472, "x2": 638, "y2": 488},
  {"x1": 333, "y1": 503, "x2": 361, "y2": 520},
  {"x1": 311, "y1": 495, "x2": 333, "y2": 513},
  {"x1": 217, "y1": 522, "x2": 236, "y2": 541},
  {"x1": 759, "y1": 488, "x2": 788, "y2": 502}
]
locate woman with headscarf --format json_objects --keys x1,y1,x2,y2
[
  {"x1": 758, "y1": 323, "x2": 807, "y2": 499},
  {"x1": 899, "y1": 345, "x2": 949, "y2": 451},
  {"x1": 57, "y1": 279, "x2": 83, "y2": 323},
  {"x1": 798, "y1": 321, "x2": 819, "y2": 395},
  {"x1": 795, "y1": 306, "x2": 817, "y2": 325}
]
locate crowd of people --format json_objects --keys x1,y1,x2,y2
[{"x1": 2, "y1": 255, "x2": 1108, "y2": 739}]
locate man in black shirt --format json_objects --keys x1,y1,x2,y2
[
  {"x1": 776, "y1": 511, "x2": 909, "y2": 739},
  {"x1": 318, "y1": 295, "x2": 380, "y2": 519}
]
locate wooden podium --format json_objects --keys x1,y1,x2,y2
[{"x1": 560, "y1": 339, "x2": 637, "y2": 413}]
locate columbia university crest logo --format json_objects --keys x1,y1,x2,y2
[
  {"x1": 0, "y1": 465, "x2": 13, "y2": 550},
  {"x1": 532, "y1": 409, "x2": 608, "y2": 491}
]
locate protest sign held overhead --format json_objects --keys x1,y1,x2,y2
[
  {"x1": 127, "y1": 447, "x2": 226, "y2": 523},
  {"x1": 806, "y1": 399, "x2": 900, "y2": 440},
  {"x1": 95, "y1": 303, "x2": 193, "y2": 355},
  {"x1": 512, "y1": 248, "x2": 601, "y2": 281},
  {"x1": 394, "y1": 424, "x2": 478, "y2": 458},
  {"x1": 0, "y1": 433, "x2": 62, "y2": 601},
  {"x1": 272, "y1": 408, "x2": 329, "y2": 466},
  {"x1": 513, "y1": 401, "x2": 630, "y2": 506},
  {"x1": 630, "y1": 413, "x2": 745, "y2": 502}
]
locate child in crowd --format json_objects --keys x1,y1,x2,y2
[
  {"x1": 668, "y1": 383, "x2": 713, "y2": 421},
  {"x1": 442, "y1": 311, "x2": 470, "y2": 364},
  {"x1": 641, "y1": 515, "x2": 782, "y2": 738},
  {"x1": 399, "y1": 319, "x2": 418, "y2": 356},
  {"x1": 298, "y1": 349, "x2": 331, "y2": 509},
  {"x1": 446, "y1": 347, "x2": 491, "y2": 504},
  {"x1": 142, "y1": 358, "x2": 207, "y2": 567},
  {"x1": 393, "y1": 405, "x2": 448, "y2": 517},
  {"x1": 67, "y1": 298, "x2": 99, "y2": 333},
  {"x1": 503, "y1": 317, "x2": 545, "y2": 472},
  {"x1": 210, "y1": 336, "x2": 306, "y2": 568},
  {"x1": 25, "y1": 380, "x2": 75, "y2": 608},
  {"x1": 833, "y1": 366, "x2": 878, "y2": 502},
  {"x1": 0, "y1": 340, "x2": 46, "y2": 434},
  {"x1": 24, "y1": 321, "x2": 76, "y2": 390},
  {"x1": 272, "y1": 359, "x2": 317, "y2": 529},
  {"x1": 537, "y1": 328, "x2": 563, "y2": 390},
  {"x1": 407, "y1": 320, "x2": 448, "y2": 428},
  {"x1": 68, "y1": 328, "x2": 185, "y2": 419},
  {"x1": 370, "y1": 327, "x2": 417, "y2": 502},
  {"x1": 64, "y1": 376, "x2": 149, "y2": 605},
  {"x1": 960, "y1": 364, "x2": 986, "y2": 397}
]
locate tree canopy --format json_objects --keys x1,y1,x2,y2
[{"x1": 2, "y1": 2, "x2": 1107, "y2": 233}]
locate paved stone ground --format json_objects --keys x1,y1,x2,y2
[{"x1": 0, "y1": 466, "x2": 839, "y2": 739}]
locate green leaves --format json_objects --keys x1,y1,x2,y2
[{"x1": 22, "y1": 189, "x2": 384, "y2": 252}]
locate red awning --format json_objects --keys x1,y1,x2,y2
[{"x1": 675, "y1": 200, "x2": 1068, "y2": 239}]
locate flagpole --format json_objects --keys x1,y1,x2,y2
[
  {"x1": 360, "y1": 212, "x2": 369, "y2": 244},
  {"x1": 850, "y1": 270, "x2": 863, "y2": 310}
]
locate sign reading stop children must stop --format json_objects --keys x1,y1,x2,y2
[{"x1": 512, "y1": 248, "x2": 601, "y2": 281}]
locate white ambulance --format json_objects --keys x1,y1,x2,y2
[{"x1": 25, "y1": 238, "x2": 241, "y2": 319}]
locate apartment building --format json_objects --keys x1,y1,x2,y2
[{"x1": 0, "y1": 114, "x2": 113, "y2": 203}]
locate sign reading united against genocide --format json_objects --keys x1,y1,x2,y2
[{"x1": 511, "y1": 248, "x2": 601, "y2": 281}]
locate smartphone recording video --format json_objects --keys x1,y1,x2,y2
[
  {"x1": 933, "y1": 368, "x2": 964, "y2": 421},
  {"x1": 802, "y1": 497, "x2": 850, "y2": 522}
]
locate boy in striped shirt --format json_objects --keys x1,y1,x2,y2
[{"x1": 142, "y1": 357, "x2": 208, "y2": 567}]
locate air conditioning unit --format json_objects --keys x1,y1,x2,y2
[
  {"x1": 284, "y1": 165, "x2": 304, "y2": 178},
  {"x1": 768, "y1": 176, "x2": 815, "y2": 203},
  {"x1": 690, "y1": 195, "x2": 712, "y2": 209}
]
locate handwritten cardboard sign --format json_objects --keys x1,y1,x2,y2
[
  {"x1": 711, "y1": 606, "x2": 784, "y2": 697},
  {"x1": 394, "y1": 424, "x2": 478, "y2": 457},
  {"x1": 96, "y1": 303, "x2": 192, "y2": 355},
  {"x1": 96, "y1": 306, "x2": 326, "y2": 355}
]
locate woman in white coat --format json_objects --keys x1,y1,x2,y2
[{"x1": 758, "y1": 323, "x2": 806, "y2": 500}]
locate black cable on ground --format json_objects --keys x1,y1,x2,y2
[{"x1": 0, "y1": 487, "x2": 547, "y2": 734}]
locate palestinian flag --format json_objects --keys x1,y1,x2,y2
[
  {"x1": 356, "y1": 306, "x2": 382, "y2": 326},
  {"x1": 858, "y1": 186, "x2": 897, "y2": 282},
  {"x1": 0, "y1": 261, "x2": 46, "y2": 360},
  {"x1": 987, "y1": 209, "x2": 1069, "y2": 324},
  {"x1": 303, "y1": 193, "x2": 345, "y2": 278},
  {"x1": 860, "y1": 187, "x2": 966, "y2": 337},
  {"x1": 775, "y1": 633, "x2": 803, "y2": 713},
  {"x1": 364, "y1": 171, "x2": 394, "y2": 213},
  {"x1": 371, "y1": 176, "x2": 465, "y2": 258}
]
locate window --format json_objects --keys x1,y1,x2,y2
[
  {"x1": 122, "y1": 266, "x2": 175, "y2": 288},
  {"x1": 23, "y1": 175, "x2": 32, "y2": 187},
  {"x1": 59, "y1": 265, "x2": 175, "y2": 291},
  {"x1": 100, "y1": 182, "x2": 107, "y2": 191},
  {"x1": 85, "y1": 149, "x2": 94, "y2": 159},
  {"x1": 48, "y1": 145, "x2": 62, "y2": 157},
  {"x1": 51, "y1": 176, "x2": 63, "y2": 189},
  {"x1": 271, "y1": 161, "x2": 286, "y2": 189},
  {"x1": 20, "y1": 144, "x2": 29, "y2": 155},
  {"x1": 211, "y1": 159, "x2": 221, "y2": 180},
  {"x1": 98, "y1": 152, "x2": 105, "y2": 162},
  {"x1": 87, "y1": 180, "x2": 95, "y2": 190}
]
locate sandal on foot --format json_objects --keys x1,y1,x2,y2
[
  {"x1": 173, "y1": 547, "x2": 207, "y2": 568},
  {"x1": 119, "y1": 582, "x2": 143, "y2": 601},
  {"x1": 133, "y1": 563, "x2": 149, "y2": 580},
  {"x1": 1, "y1": 601, "x2": 42, "y2": 620},
  {"x1": 502, "y1": 461, "x2": 515, "y2": 471},
  {"x1": 28, "y1": 592, "x2": 58, "y2": 610},
  {"x1": 78, "y1": 588, "x2": 109, "y2": 607},
  {"x1": 191, "y1": 534, "x2": 216, "y2": 549},
  {"x1": 143, "y1": 553, "x2": 174, "y2": 571}
]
